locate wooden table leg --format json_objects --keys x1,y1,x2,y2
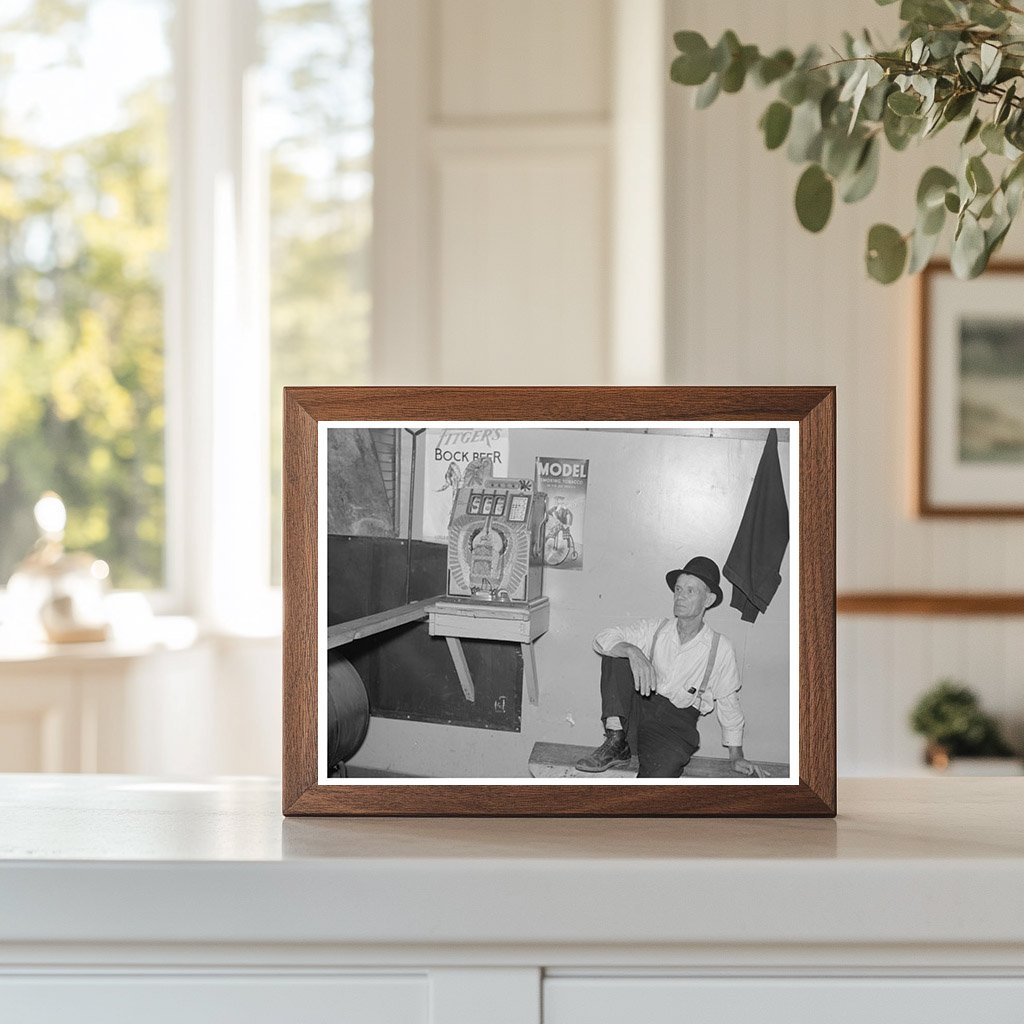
[
  {"x1": 521, "y1": 642, "x2": 539, "y2": 706},
  {"x1": 445, "y1": 636, "x2": 476, "y2": 702}
]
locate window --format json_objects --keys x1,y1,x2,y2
[
  {"x1": 0, "y1": 0, "x2": 173, "y2": 589},
  {"x1": 261, "y1": 0, "x2": 373, "y2": 582},
  {"x1": 0, "y1": 0, "x2": 374, "y2": 618}
]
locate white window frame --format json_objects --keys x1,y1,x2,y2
[{"x1": 165, "y1": 0, "x2": 278, "y2": 634}]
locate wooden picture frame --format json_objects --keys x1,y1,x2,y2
[
  {"x1": 283, "y1": 387, "x2": 836, "y2": 816},
  {"x1": 917, "y1": 261, "x2": 1024, "y2": 517}
]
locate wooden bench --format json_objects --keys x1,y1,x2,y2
[{"x1": 528, "y1": 741, "x2": 790, "y2": 779}]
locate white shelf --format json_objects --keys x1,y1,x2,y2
[
  {"x1": 1, "y1": 775, "x2": 1022, "y2": 946},
  {"x1": 2, "y1": 775, "x2": 1023, "y2": 1021}
]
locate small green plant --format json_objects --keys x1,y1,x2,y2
[
  {"x1": 909, "y1": 679, "x2": 1015, "y2": 757},
  {"x1": 670, "y1": 0, "x2": 1024, "y2": 283}
]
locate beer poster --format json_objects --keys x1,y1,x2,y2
[
  {"x1": 534, "y1": 456, "x2": 589, "y2": 571},
  {"x1": 422, "y1": 427, "x2": 508, "y2": 542}
]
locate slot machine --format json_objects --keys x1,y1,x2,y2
[{"x1": 446, "y1": 478, "x2": 547, "y2": 602}]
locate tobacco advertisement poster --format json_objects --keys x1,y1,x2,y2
[{"x1": 534, "y1": 456, "x2": 588, "y2": 571}]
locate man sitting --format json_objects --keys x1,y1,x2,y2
[{"x1": 576, "y1": 556, "x2": 758, "y2": 778}]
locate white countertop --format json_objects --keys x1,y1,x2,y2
[{"x1": 1, "y1": 775, "x2": 1023, "y2": 952}]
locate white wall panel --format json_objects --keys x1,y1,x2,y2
[
  {"x1": 438, "y1": 0, "x2": 610, "y2": 120},
  {"x1": 436, "y1": 151, "x2": 608, "y2": 384},
  {"x1": 375, "y1": 0, "x2": 618, "y2": 385},
  {"x1": 666, "y1": 0, "x2": 1024, "y2": 774}
]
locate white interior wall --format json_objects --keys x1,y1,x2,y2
[{"x1": 665, "y1": 0, "x2": 1024, "y2": 773}]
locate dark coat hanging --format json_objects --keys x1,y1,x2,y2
[{"x1": 723, "y1": 428, "x2": 789, "y2": 623}]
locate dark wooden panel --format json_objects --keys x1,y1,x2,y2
[{"x1": 326, "y1": 534, "x2": 522, "y2": 733}]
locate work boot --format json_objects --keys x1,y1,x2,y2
[{"x1": 575, "y1": 729, "x2": 631, "y2": 773}]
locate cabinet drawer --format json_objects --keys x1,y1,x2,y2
[
  {"x1": 0, "y1": 974, "x2": 427, "y2": 1024},
  {"x1": 544, "y1": 977, "x2": 1024, "y2": 1024}
]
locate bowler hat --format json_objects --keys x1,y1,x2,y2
[{"x1": 666, "y1": 557, "x2": 723, "y2": 609}]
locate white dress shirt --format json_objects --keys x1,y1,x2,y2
[{"x1": 593, "y1": 619, "x2": 745, "y2": 747}]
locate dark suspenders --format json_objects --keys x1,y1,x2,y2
[
  {"x1": 649, "y1": 620, "x2": 720, "y2": 705},
  {"x1": 690, "y1": 631, "x2": 720, "y2": 701}
]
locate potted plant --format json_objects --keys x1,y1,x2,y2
[
  {"x1": 909, "y1": 679, "x2": 1019, "y2": 772},
  {"x1": 670, "y1": 0, "x2": 1024, "y2": 283}
]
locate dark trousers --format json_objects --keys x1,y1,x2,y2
[{"x1": 600, "y1": 656, "x2": 701, "y2": 778}]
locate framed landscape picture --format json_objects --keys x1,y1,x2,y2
[
  {"x1": 918, "y1": 262, "x2": 1024, "y2": 516},
  {"x1": 282, "y1": 387, "x2": 836, "y2": 816}
]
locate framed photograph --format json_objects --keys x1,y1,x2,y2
[
  {"x1": 917, "y1": 261, "x2": 1024, "y2": 516},
  {"x1": 283, "y1": 387, "x2": 835, "y2": 816}
]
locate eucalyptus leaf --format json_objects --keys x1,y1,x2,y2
[
  {"x1": 995, "y1": 82, "x2": 1017, "y2": 124},
  {"x1": 981, "y1": 122, "x2": 1006, "y2": 155},
  {"x1": 944, "y1": 190, "x2": 961, "y2": 213},
  {"x1": 710, "y1": 31, "x2": 740, "y2": 73},
  {"x1": 967, "y1": 154, "x2": 995, "y2": 195},
  {"x1": 721, "y1": 44, "x2": 758, "y2": 93},
  {"x1": 980, "y1": 42, "x2": 1002, "y2": 86},
  {"x1": 760, "y1": 101, "x2": 793, "y2": 150},
  {"x1": 962, "y1": 115, "x2": 983, "y2": 145},
  {"x1": 671, "y1": 53, "x2": 710, "y2": 87},
  {"x1": 820, "y1": 86, "x2": 841, "y2": 126},
  {"x1": 922, "y1": 103, "x2": 946, "y2": 137},
  {"x1": 903, "y1": 0, "x2": 958, "y2": 28},
  {"x1": 795, "y1": 164, "x2": 834, "y2": 232},
  {"x1": 884, "y1": 106, "x2": 922, "y2": 150},
  {"x1": 908, "y1": 221, "x2": 942, "y2": 273},
  {"x1": 866, "y1": 223, "x2": 908, "y2": 283},
  {"x1": 1006, "y1": 172, "x2": 1024, "y2": 218},
  {"x1": 779, "y1": 74, "x2": 807, "y2": 106},
  {"x1": 986, "y1": 213, "x2": 1012, "y2": 259},
  {"x1": 951, "y1": 212, "x2": 986, "y2": 278},
  {"x1": 958, "y1": 163, "x2": 977, "y2": 207},
  {"x1": 927, "y1": 30, "x2": 962, "y2": 60},
  {"x1": 842, "y1": 137, "x2": 880, "y2": 203},
  {"x1": 921, "y1": 200, "x2": 946, "y2": 235},
  {"x1": 942, "y1": 92, "x2": 974, "y2": 122},
  {"x1": 861, "y1": 80, "x2": 892, "y2": 122},
  {"x1": 822, "y1": 129, "x2": 863, "y2": 178},
  {"x1": 674, "y1": 29, "x2": 707, "y2": 53},
  {"x1": 787, "y1": 101, "x2": 823, "y2": 162},
  {"x1": 970, "y1": 2, "x2": 1009, "y2": 30},
  {"x1": 914, "y1": 75, "x2": 937, "y2": 112},
  {"x1": 917, "y1": 166, "x2": 957, "y2": 210},
  {"x1": 694, "y1": 73, "x2": 721, "y2": 109},
  {"x1": 888, "y1": 91, "x2": 921, "y2": 115},
  {"x1": 754, "y1": 49, "x2": 795, "y2": 87}
]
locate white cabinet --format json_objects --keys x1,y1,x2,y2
[
  {"x1": 2, "y1": 777, "x2": 1023, "y2": 1023},
  {"x1": 544, "y1": 977, "x2": 1024, "y2": 1023},
  {"x1": 0, "y1": 975, "x2": 428, "y2": 1024}
]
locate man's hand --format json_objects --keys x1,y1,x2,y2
[
  {"x1": 626, "y1": 647, "x2": 658, "y2": 696},
  {"x1": 730, "y1": 758, "x2": 765, "y2": 778}
]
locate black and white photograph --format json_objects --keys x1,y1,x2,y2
[{"x1": 319, "y1": 421, "x2": 797, "y2": 784}]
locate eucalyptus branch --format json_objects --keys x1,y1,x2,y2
[{"x1": 670, "y1": 0, "x2": 1024, "y2": 283}]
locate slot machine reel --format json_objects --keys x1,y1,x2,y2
[{"x1": 447, "y1": 478, "x2": 546, "y2": 603}]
